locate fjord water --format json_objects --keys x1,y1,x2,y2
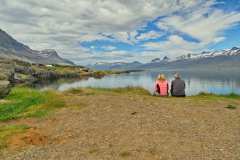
[{"x1": 39, "y1": 70, "x2": 240, "y2": 96}]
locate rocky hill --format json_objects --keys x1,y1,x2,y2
[{"x1": 0, "y1": 29, "x2": 74, "y2": 65}]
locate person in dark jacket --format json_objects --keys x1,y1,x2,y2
[{"x1": 171, "y1": 73, "x2": 186, "y2": 97}]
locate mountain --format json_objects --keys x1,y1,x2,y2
[
  {"x1": 88, "y1": 61, "x2": 142, "y2": 70},
  {"x1": 90, "y1": 47, "x2": 240, "y2": 71},
  {"x1": 151, "y1": 56, "x2": 170, "y2": 63},
  {"x1": 176, "y1": 47, "x2": 240, "y2": 61},
  {"x1": 141, "y1": 47, "x2": 240, "y2": 71},
  {"x1": 0, "y1": 29, "x2": 74, "y2": 65}
]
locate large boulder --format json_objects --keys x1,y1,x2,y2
[
  {"x1": 0, "y1": 58, "x2": 15, "y2": 98},
  {"x1": 0, "y1": 80, "x2": 11, "y2": 98}
]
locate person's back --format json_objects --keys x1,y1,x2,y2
[
  {"x1": 155, "y1": 80, "x2": 169, "y2": 96},
  {"x1": 155, "y1": 74, "x2": 169, "y2": 96},
  {"x1": 171, "y1": 73, "x2": 185, "y2": 97}
]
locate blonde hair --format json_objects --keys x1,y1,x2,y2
[{"x1": 157, "y1": 74, "x2": 166, "y2": 81}]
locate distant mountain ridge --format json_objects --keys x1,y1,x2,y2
[
  {"x1": 0, "y1": 29, "x2": 74, "y2": 65},
  {"x1": 88, "y1": 61, "x2": 142, "y2": 70},
  {"x1": 175, "y1": 47, "x2": 240, "y2": 61},
  {"x1": 89, "y1": 47, "x2": 240, "y2": 71}
]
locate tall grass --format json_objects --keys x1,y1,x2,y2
[{"x1": 0, "y1": 87, "x2": 65, "y2": 121}]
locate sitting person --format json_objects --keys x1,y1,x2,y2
[
  {"x1": 171, "y1": 73, "x2": 186, "y2": 97},
  {"x1": 154, "y1": 74, "x2": 169, "y2": 96}
]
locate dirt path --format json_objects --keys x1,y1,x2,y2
[{"x1": 1, "y1": 89, "x2": 240, "y2": 160}]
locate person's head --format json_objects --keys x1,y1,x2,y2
[
  {"x1": 174, "y1": 73, "x2": 181, "y2": 79},
  {"x1": 157, "y1": 74, "x2": 166, "y2": 81}
]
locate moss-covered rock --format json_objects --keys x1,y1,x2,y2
[
  {"x1": 0, "y1": 81, "x2": 11, "y2": 98},
  {"x1": 0, "y1": 58, "x2": 15, "y2": 98}
]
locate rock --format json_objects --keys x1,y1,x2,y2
[
  {"x1": 0, "y1": 58, "x2": 15, "y2": 98},
  {"x1": 14, "y1": 73, "x2": 35, "y2": 84},
  {"x1": 0, "y1": 72, "x2": 8, "y2": 80},
  {"x1": 0, "y1": 80, "x2": 11, "y2": 98}
]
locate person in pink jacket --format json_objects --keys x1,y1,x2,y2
[{"x1": 154, "y1": 74, "x2": 169, "y2": 96}]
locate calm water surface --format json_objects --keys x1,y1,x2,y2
[{"x1": 38, "y1": 70, "x2": 240, "y2": 96}]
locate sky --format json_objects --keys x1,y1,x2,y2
[{"x1": 0, "y1": 0, "x2": 240, "y2": 65}]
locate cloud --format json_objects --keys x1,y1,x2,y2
[
  {"x1": 101, "y1": 45, "x2": 117, "y2": 51},
  {"x1": 0, "y1": 0, "x2": 201, "y2": 62},
  {"x1": 136, "y1": 31, "x2": 164, "y2": 41},
  {"x1": 143, "y1": 35, "x2": 201, "y2": 58},
  {"x1": 157, "y1": 2, "x2": 240, "y2": 45},
  {"x1": 0, "y1": 0, "x2": 239, "y2": 64}
]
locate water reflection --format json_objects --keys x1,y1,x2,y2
[{"x1": 38, "y1": 70, "x2": 240, "y2": 96}]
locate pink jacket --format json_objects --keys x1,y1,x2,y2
[{"x1": 155, "y1": 80, "x2": 169, "y2": 96}]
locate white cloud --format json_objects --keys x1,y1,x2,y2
[
  {"x1": 136, "y1": 31, "x2": 163, "y2": 41},
  {"x1": 0, "y1": 0, "x2": 202, "y2": 64},
  {"x1": 213, "y1": 37, "x2": 225, "y2": 43},
  {"x1": 143, "y1": 35, "x2": 202, "y2": 58},
  {"x1": 0, "y1": 0, "x2": 239, "y2": 64},
  {"x1": 101, "y1": 45, "x2": 117, "y2": 51},
  {"x1": 157, "y1": 2, "x2": 240, "y2": 44}
]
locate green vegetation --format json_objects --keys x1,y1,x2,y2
[
  {"x1": 0, "y1": 87, "x2": 65, "y2": 121},
  {"x1": 222, "y1": 93, "x2": 240, "y2": 99},
  {"x1": 66, "y1": 87, "x2": 150, "y2": 95},
  {"x1": 44, "y1": 64, "x2": 87, "y2": 75},
  {"x1": 225, "y1": 104, "x2": 237, "y2": 110},
  {"x1": 67, "y1": 87, "x2": 240, "y2": 98},
  {"x1": 119, "y1": 151, "x2": 131, "y2": 157},
  {"x1": 0, "y1": 86, "x2": 238, "y2": 122},
  {"x1": 94, "y1": 87, "x2": 150, "y2": 95},
  {"x1": 93, "y1": 70, "x2": 116, "y2": 77},
  {"x1": 0, "y1": 125, "x2": 29, "y2": 149},
  {"x1": 93, "y1": 70, "x2": 141, "y2": 77},
  {"x1": 88, "y1": 148, "x2": 99, "y2": 154},
  {"x1": 196, "y1": 92, "x2": 240, "y2": 99}
]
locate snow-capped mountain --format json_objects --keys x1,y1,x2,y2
[
  {"x1": 151, "y1": 56, "x2": 170, "y2": 63},
  {"x1": 176, "y1": 47, "x2": 240, "y2": 61},
  {"x1": 140, "y1": 47, "x2": 240, "y2": 70}
]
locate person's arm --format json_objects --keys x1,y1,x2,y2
[
  {"x1": 170, "y1": 81, "x2": 173, "y2": 96},
  {"x1": 155, "y1": 82, "x2": 158, "y2": 92},
  {"x1": 155, "y1": 81, "x2": 160, "y2": 94},
  {"x1": 167, "y1": 83, "x2": 169, "y2": 96}
]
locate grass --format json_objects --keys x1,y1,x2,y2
[
  {"x1": 67, "y1": 87, "x2": 240, "y2": 99},
  {"x1": 222, "y1": 93, "x2": 240, "y2": 99},
  {"x1": 1, "y1": 86, "x2": 237, "y2": 122},
  {"x1": 66, "y1": 87, "x2": 150, "y2": 96},
  {"x1": 92, "y1": 70, "x2": 127, "y2": 77},
  {"x1": 0, "y1": 87, "x2": 65, "y2": 121},
  {"x1": 196, "y1": 92, "x2": 240, "y2": 99},
  {"x1": 225, "y1": 104, "x2": 237, "y2": 110},
  {"x1": 119, "y1": 151, "x2": 131, "y2": 157},
  {"x1": 93, "y1": 70, "x2": 113, "y2": 77},
  {"x1": 0, "y1": 125, "x2": 29, "y2": 149}
]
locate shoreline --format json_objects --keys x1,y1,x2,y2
[{"x1": 1, "y1": 58, "x2": 142, "y2": 98}]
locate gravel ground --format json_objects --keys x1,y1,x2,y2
[{"x1": 1, "y1": 90, "x2": 240, "y2": 160}]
